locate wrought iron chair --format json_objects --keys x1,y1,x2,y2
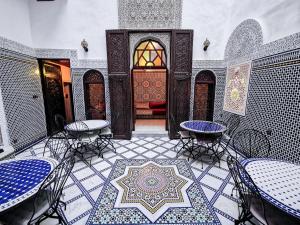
[
  {"x1": 43, "y1": 132, "x2": 73, "y2": 161},
  {"x1": 1, "y1": 155, "x2": 75, "y2": 225},
  {"x1": 232, "y1": 129, "x2": 270, "y2": 159},
  {"x1": 65, "y1": 121, "x2": 98, "y2": 165},
  {"x1": 175, "y1": 130, "x2": 195, "y2": 159},
  {"x1": 215, "y1": 114, "x2": 240, "y2": 154},
  {"x1": 227, "y1": 155, "x2": 300, "y2": 225},
  {"x1": 95, "y1": 127, "x2": 116, "y2": 158}
]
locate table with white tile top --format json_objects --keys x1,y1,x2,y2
[{"x1": 241, "y1": 158, "x2": 300, "y2": 219}]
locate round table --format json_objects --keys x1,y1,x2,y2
[
  {"x1": 180, "y1": 120, "x2": 227, "y2": 135},
  {"x1": 180, "y1": 120, "x2": 227, "y2": 165},
  {"x1": 241, "y1": 158, "x2": 300, "y2": 219},
  {"x1": 0, "y1": 157, "x2": 58, "y2": 213},
  {"x1": 65, "y1": 120, "x2": 110, "y2": 132}
]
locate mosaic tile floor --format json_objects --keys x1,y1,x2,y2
[{"x1": 16, "y1": 135, "x2": 240, "y2": 225}]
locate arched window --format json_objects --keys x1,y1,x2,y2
[
  {"x1": 134, "y1": 40, "x2": 166, "y2": 68},
  {"x1": 83, "y1": 70, "x2": 106, "y2": 120},
  {"x1": 193, "y1": 70, "x2": 216, "y2": 121}
]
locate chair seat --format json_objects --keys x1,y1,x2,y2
[
  {"x1": 250, "y1": 197, "x2": 300, "y2": 225},
  {"x1": 178, "y1": 131, "x2": 192, "y2": 139},
  {"x1": 1, "y1": 190, "x2": 51, "y2": 225}
]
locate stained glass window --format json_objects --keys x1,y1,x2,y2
[{"x1": 134, "y1": 40, "x2": 166, "y2": 68}]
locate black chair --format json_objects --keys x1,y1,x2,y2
[
  {"x1": 232, "y1": 129, "x2": 270, "y2": 158},
  {"x1": 227, "y1": 155, "x2": 300, "y2": 225},
  {"x1": 175, "y1": 131, "x2": 195, "y2": 158},
  {"x1": 95, "y1": 127, "x2": 116, "y2": 158},
  {"x1": 54, "y1": 114, "x2": 66, "y2": 131},
  {"x1": 65, "y1": 121, "x2": 98, "y2": 165},
  {"x1": 43, "y1": 132, "x2": 73, "y2": 161},
  {"x1": 215, "y1": 114, "x2": 240, "y2": 154},
  {"x1": 1, "y1": 156, "x2": 75, "y2": 225}
]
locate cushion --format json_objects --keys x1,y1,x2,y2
[
  {"x1": 149, "y1": 101, "x2": 166, "y2": 109},
  {"x1": 152, "y1": 108, "x2": 166, "y2": 115},
  {"x1": 135, "y1": 102, "x2": 149, "y2": 109},
  {"x1": 136, "y1": 109, "x2": 153, "y2": 115}
]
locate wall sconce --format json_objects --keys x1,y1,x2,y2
[
  {"x1": 81, "y1": 39, "x2": 89, "y2": 52},
  {"x1": 203, "y1": 38, "x2": 210, "y2": 51}
]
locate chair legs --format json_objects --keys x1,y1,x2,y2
[
  {"x1": 96, "y1": 135, "x2": 116, "y2": 157},
  {"x1": 175, "y1": 137, "x2": 194, "y2": 158}
]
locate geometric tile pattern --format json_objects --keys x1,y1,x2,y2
[
  {"x1": 118, "y1": 0, "x2": 182, "y2": 29},
  {"x1": 18, "y1": 135, "x2": 239, "y2": 225},
  {"x1": 221, "y1": 49, "x2": 300, "y2": 164},
  {"x1": 0, "y1": 49, "x2": 47, "y2": 151},
  {"x1": 91, "y1": 160, "x2": 204, "y2": 224},
  {"x1": 224, "y1": 19, "x2": 263, "y2": 61}
]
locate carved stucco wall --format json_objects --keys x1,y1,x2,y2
[
  {"x1": 129, "y1": 33, "x2": 170, "y2": 70},
  {"x1": 118, "y1": 0, "x2": 182, "y2": 29},
  {"x1": 224, "y1": 19, "x2": 263, "y2": 61}
]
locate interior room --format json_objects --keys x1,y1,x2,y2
[{"x1": 0, "y1": 0, "x2": 299, "y2": 225}]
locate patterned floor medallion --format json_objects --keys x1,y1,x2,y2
[{"x1": 87, "y1": 159, "x2": 220, "y2": 225}]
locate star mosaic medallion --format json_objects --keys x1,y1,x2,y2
[
  {"x1": 111, "y1": 161, "x2": 193, "y2": 222},
  {"x1": 87, "y1": 159, "x2": 220, "y2": 225}
]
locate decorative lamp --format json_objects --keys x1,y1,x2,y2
[
  {"x1": 203, "y1": 38, "x2": 210, "y2": 51},
  {"x1": 81, "y1": 39, "x2": 89, "y2": 52}
]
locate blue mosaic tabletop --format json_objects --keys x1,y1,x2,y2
[
  {"x1": 180, "y1": 120, "x2": 227, "y2": 134},
  {"x1": 0, "y1": 157, "x2": 57, "y2": 212},
  {"x1": 241, "y1": 158, "x2": 300, "y2": 219}
]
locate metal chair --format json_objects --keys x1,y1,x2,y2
[
  {"x1": 1, "y1": 155, "x2": 75, "y2": 225},
  {"x1": 65, "y1": 121, "x2": 98, "y2": 165},
  {"x1": 175, "y1": 131, "x2": 195, "y2": 158},
  {"x1": 215, "y1": 114, "x2": 240, "y2": 154},
  {"x1": 232, "y1": 129, "x2": 270, "y2": 159},
  {"x1": 43, "y1": 132, "x2": 73, "y2": 161},
  {"x1": 95, "y1": 127, "x2": 116, "y2": 158},
  {"x1": 227, "y1": 155, "x2": 300, "y2": 225}
]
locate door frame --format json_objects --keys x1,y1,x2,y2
[
  {"x1": 38, "y1": 58, "x2": 75, "y2": 135},
  {"x1": 193, "y1": 70, "x2": 216, "y2": 121},
  {"x1": 106, "y1": 29, "x2": 193, "y2": 139}
]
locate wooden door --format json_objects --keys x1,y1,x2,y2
[
  {"x1": 169, "y1": 30, "x2": 193, "y2": 139},
  {"x1": 39, "y1": 61, "x2": 66, "y2": 134},
  {"x1": 106, "y1": 30, "x2": 132, "y2": 139},
  {"x1": 193, "y1": 71, "x2": 216, "y2": 121}
]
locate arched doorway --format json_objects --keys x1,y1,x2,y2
[
  {"x1": 193, "y1": 70, "x2": 216, "y2": 121},
  {"x1": 83, "y1": 70, "x2": 106, "y2": 120},
  {"x1": 132, "y1": 39, "x2": 168, "y2": 133}
]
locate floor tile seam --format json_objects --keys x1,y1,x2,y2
[
  {"x1": 64, "y1": 193, "x2": 85, "y2": 205},
  {"x1": 87, "y1": 183, "x2": 104, "y2": 193},
  {"x1": 210, "y1": 173, "x2": 233, "y2": 205},
  {"x1": 213, "y1": 207, "x2": 235, "y2": 222},
  {"x1": 68, "y1": 209, "x2": 92, "y2": 225},
  {"x1": 69, "y1": 173, "x2": 96, "y2": 206}
]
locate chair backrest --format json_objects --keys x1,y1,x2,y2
[
  {"x1": 227, "y1": 155, "x2": 268, "y2": 225},
  {"x1": 29, "y1": 155, "x2": 75, "y2": 224},
  {"x1": 65, "y1": 121, "x2": 89, "y2": 140},
  {"x1": 54, "y1": 114, "x2": 66, "y2": 131},
  {"x1": 44, "y1": 132, "x2": 72, "y2": 161},
  {"x1": 232, "y1": 129, "x2": 270, "y2": 158},
  {"x1": 225, "y1": 114, "x2": 240, "y2": 137}
]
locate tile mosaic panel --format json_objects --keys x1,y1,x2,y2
[
  {"x1": 0, "y1": 49, "x2": 47, "y2": 151},
  {"x1": 223, "y1": 62, "x2": 251, "y2": 116}
]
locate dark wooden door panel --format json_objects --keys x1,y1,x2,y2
[
  {"x1": 169, "y1": 30, "x2": 193, "y2": 139},
  {"x1": 106, "y1": 30, "x2": 132, "y2": 139}
]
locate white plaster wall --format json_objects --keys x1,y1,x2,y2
[
  {"x1": 182, "y1": 0, "x2": 234, "y2": 60},
  {"x1": 0, "y1": 0, "x2": 33, "y2": 46},
  {"x1": 225, "y1": 0, "x2": 300, "y2": 45},
  {"x1": 29, "y1": 0, "x2": 119, "y2": 60}
]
